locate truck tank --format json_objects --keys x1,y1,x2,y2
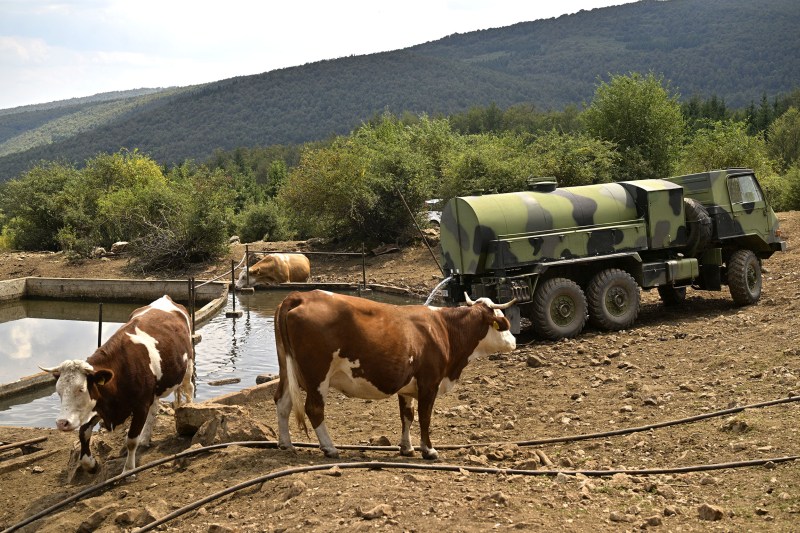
[{"x1": 441, "y1": 180, "x2": 686, "y2": 277}]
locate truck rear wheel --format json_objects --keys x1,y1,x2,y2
[
  {"x1": 727, "y1": 249, "x2": 762, "y2": 305},
  {"x1": 587, "y1": 269, "x2": 640, "y2": 331},
  {"x1": 532, "y1": 278, "x2": 587, "y2": 340}
]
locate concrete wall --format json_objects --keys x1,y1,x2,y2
[
  {"x1": 0, "y1": 278, "x2": 26, "y2": 302},
  {"x1": 24, "y1": 277, "x2": 225, "y2": 303}
]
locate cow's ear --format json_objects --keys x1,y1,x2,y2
[{"x1": 89, "y1": 369, "x2": 114, "y2": 387}]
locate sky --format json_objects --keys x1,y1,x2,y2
[{"x1": 0, "y1": 0, "x2": 639, "y2": 110}]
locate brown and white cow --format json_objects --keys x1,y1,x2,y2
[
  {"x1": 235, "y1": 253, "x2": 310, "y2": 289},
  {"x1": 273, "y1": 290, "x2": 516, "y2": 459},
  {"x1": 41, "y1": 295, "x2": 194, "y2": 473}
]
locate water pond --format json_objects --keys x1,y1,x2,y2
[{"x1": 0, "y1": 289, "x2": 419, "y2": 428}]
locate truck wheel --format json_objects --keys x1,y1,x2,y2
[
  {"x1": 683, "y1": 198, "x2": 712, "y2": 257},
  {"x1": 727, "y1": 250, "x2": 762, "y2": 306},
  {"x1": 587, "y1": 269, "x2": 640, "y2": 330},
  {"x1": 532, "y1": 278, "x2": 587, "y2": 340},
  {"x1": 657, "y1": 285, "x2": 686, "y2": 306}
]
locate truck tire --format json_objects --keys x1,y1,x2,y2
[
  {"x1": 683, "y1": 198, "x2": 712, "y2": 257},
  {"x1": 657, "y1": 285, "x2": 687, "y2": 306},
  {"x1": 532, "y1": 278, "x2": 587, "y2": 340},
  {"x1": 727, "y1": 249, "x2": 762, "y2": 306},
  {"x1": 587, "y1": 269, "x2": 640, "y2": 330}
]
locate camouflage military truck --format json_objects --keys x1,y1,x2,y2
[{"x1": 440, "y1": 168, "x2": 786, "y2": 340}]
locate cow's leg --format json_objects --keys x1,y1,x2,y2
[
  {"x1": 275, "y1": 381, "x2": 295, "y2": 451},
  {"x1": 78, "y1": 415, "x2": 100, "y2": 473},
  {"x1": 138, "y1": 399, "x2": 160, "y2": 447},
  {"x1": 306, "y1": 385, "x2": 338, "y2": 458},
  {"x1": 417, "y1": 389, "x2": 439, "y2": 460},
  {"x1": 398, "y1": 395, "x2": 415, "y2": 456},
  {"x1": 123, "y1": 406, "x2": 149, "y2": 473}
]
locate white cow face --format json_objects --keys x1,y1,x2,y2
[
  {"x1": 474, "y1": 309, "x2": 517, "y2": 358},
  {"x1": 41, "y1": 360, "x2": 113, "y2": 431},
  {"x1": 235, "y1": 269, "x2": 250, "y2": 289}
]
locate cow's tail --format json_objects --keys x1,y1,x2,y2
[
  {"x1": 275, "y1": 296, "x2": 309, "y2": 437},
  {"x1": 176, "y1": 355, "x2": 195, "y2": 407}
]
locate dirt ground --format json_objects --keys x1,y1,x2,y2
[{"x1": 1, "y1": 215, "x2": 799, "y2": 532}]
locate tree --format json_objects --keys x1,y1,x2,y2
[
  {"x1": 678, "y1": 120, "x2": 775, "y2": 178},
  {"x1": 528, "y1": 130, "x2": 617, "y2": 187},
  {"x1": 0, "y1": 161, "x2": 79, "y2": 251},
  {"x1": 768, "y1": 107, "x2": 800, "y2": 172},
  {"x1": 584, "y1": 72, "x2": 685, "y2": 181}
]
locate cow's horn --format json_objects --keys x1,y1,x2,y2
[
  {"x1": 491, "y1": 298, "x2": 517, "y2": 310},
  {"x1": 39, "y1": 365, "x2": 60, "y2": 374},
  {"x1": 464, "y1": 293, "x2": 517, "y2": 310}
]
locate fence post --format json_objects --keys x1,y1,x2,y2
[
  {"x1": 227, "y1": 259, "x2": 243, "y2": 318},
  {"x1": 97, "y1": 303, "x2": 103, "y2": 348},
  {"x1": 245, "y1": 244, "x2": 250, "y2": 287},
  {"x1": 361, "y1": 242, "x2": 367, "y2": 289}
]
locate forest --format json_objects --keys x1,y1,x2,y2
[
  {"x1": 2, "y1": 72, "x2": 800, "y2": 274},
  {"x1": 0, "y1": 0, "x2": 798, "y2": 182}
]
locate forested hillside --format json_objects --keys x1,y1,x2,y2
[{"x1": 0, "y1": 0, "x2": 797, "y2": 181}]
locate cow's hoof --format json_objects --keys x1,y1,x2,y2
[
  {"x1": 278, "y1": 443, "x2": 296, "y2": 453},
  {"x1": 80, "y1": 456, "x2": 99, "y2": 474},
  {"x1": 421, "y1": 448, "x2": 439, "y2": 460},
  {"x1": 399, "y1": 446, "x2": 415, "y2": 457},
  {"x1": 322, "y1": 447, "x2": 340, "y2": 459}
]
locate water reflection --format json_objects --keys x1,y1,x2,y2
[{"x1": 1, "y1": 289, "x2": 419, "y2": 427}]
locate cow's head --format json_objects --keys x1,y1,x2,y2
[
  {"x1": 235, "y1": 255, "x2": 280, "y2": 289},
  {"x1": 464, "y1": 293, "x2": 517, "y2": 355},
  {"x1": 40, "y1": 360, "x2": 114, "y2": 431}
]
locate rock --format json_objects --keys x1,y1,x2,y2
[
  {"x1": 78, "y1": 503, "x2": 119, "y2": 532},
  {"x1": 644, "y1": 515, "x2": 662, "y2": 526},
  {"x1": 110, "y1": 241, "x2": 129, "y2": 254},
  {"x1": 282, "y1": 480, "x2": 307, "y2": 501},
  {"x1": 369, "y1": 435, "x2": 392, "y2": 446},
  {"x1": 609, "y1": 511, "x2": 631, "y2": 523},
  {"x1": 357, "y1": 503, "x2": 394, "y2": 519},
  {"x1": 526, "y1": 355, "x2": 547, "y2": 367},
  {"x1": 175, "y1": 402, "x2": 244, "y2": 435},
  {"x1": 133, "y1": 499, "x2": 170, "y2": 527},
  {"x1": 698, "y1": 503, "x2": 725, "y2": 521},
  {"x1": 483, "y1": 491, "x2": 510, "y2": 505},
  {"x1": 91, "y1": 247, "x2": 107, "y2": 258},
  {"x1": 256, "y1": 373, "x2": 278, "y2": 384},
  {"x1": 228, "y1": 236, "x2": 241, "y2": 244},
  {"x1": 209, "y1": 524, "x2": 236, "y2": 533},
  {"x1": 191, "y1": 410, "x2": 276, "y2": 446}
]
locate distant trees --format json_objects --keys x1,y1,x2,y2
[
  {"x1": 678, "y1": 121, "x2": 774, "y2": 178},
  {"x1": 4, "y1": 72, "x2": 800, "y2": 272},
  {"x1": 584, "y1": 72, "x2": 685, "y2": 181},
  {"x1": 767, "y1": 107, "x2": 800, "y2": 172}
]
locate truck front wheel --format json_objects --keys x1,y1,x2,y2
[
  {"x1": 587, "y1": 269, "x2": 641, "y2": 331},
  {"x1": 532, "y1": 278, "x2": 587, "y2": 340},
  {"x1": 727, "y1": 249, "x2": 762, "y2": 306}
]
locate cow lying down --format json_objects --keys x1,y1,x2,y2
[
  {"x1": 235, "y1": 253, "x2": 311, "y2": 289},
  {"x1": 41, "y1": 295, "x2": 195, "y2": 473},
  {"x1": 274, "y1": 290, "x2": 516, "y2": 459}
]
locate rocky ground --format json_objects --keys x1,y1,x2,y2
[{"x1": 1, "y1": 214, "x2": 799, "y2": 532}]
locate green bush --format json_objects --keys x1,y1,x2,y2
[{"x1": 234, "y1": 200, "x2": 290, "y2": 243}]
